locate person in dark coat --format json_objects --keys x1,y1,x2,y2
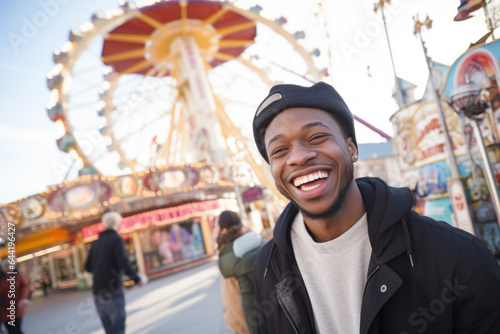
[
  {"x1": 85, "y1": 211, "x2": 147, "y2": 334},
  {"x1": 250, "y1": 82, "x2": 500, "y2": 333},
  {"x1": 217, "y1": 211, "x2": 264, "y2": 334},
  {"x1": 0, "y1": 259, "x2": 30, "y2": 334}
]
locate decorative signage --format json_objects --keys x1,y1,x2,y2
[
  {"x1": 20, "y1": 197, "x2": 43, "y2": 219},
  {"x1": 242, "y1": 186, "x2": 264, "y2": 203},
  {"x1": 1, "y1": 163, "x2": 232, "y2": 228},
  {"x1": 116, "y1": 176, "x2": 137, "y2": 197},
  {"x1": 391, "y1": 101, "x2": 465, "y2": 171},
  {"x1": 81, "y1": 199, "x2": 231, "y2": 241},
  {"x1": 449, "y1": 180, "x2": 475, "y2": 235}
]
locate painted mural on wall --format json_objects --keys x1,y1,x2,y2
[
  {"x1": 445, "y1": 39, "x2": 500, "y2": 146},
  {"x1": 390, "y1": 61, "x2": 471, "y2": 226},
  {"x1": 443, "y1": 38, "x2": 500, "y2": 257},
  {"x1": 140, "y1": 220, "x2": 206, "y2": 272},
  {"x1": 390, "y1": 100, "x2": 466, "y2": 196},
  {"x1": 410, "y1": 160, "x2": 450, "y2": 200},
  {"x1": 394, "y1": 102, "x2": 466, "y2": 170},
  {"x1": 414, "y1": 197, "x2": 453, "y2": 224}
]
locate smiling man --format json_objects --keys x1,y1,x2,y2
[{"x1": 251, "y1": 82, "x2": 500, "y2": 334}]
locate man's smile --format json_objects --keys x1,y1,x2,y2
[{"x1": 292, "y1": 170, "x2": 329, "y2": 191}]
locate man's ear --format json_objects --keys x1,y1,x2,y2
[{"x1": 346, "y1": 138, "x2": 358, "y2": 162}]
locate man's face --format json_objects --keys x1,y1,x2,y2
[{"x1": 264, "y1": 107, "x2": 357, "y2": 219}]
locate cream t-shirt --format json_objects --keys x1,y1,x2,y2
[{"x1": 291, "y1": 212, "x2": 371, "y2": 333}]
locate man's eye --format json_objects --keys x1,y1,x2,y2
[
  {"x1": 271, "y1": 147, "x2": 286, "y2": 156},
  {"x1": 311, "y1": 134, "x2": 327, "y2": 141}
]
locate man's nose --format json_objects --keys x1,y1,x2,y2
[{"x1": 287, "y1": 145, "x2": 316, "y2": 166}]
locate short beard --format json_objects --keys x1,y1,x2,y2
[{"x1": 296, "y1": 164, "x2": 354, "y2": 220}]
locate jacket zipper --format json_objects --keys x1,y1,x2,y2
[
  {"x1": 366, "y1": 265, "x2": 380, "y2": 282},
  {"x1": 364, "y1": 265, "x2": 380, "y2": 293},
  {"x1": 360, "y1": 265, "x2": 381, "y2": 334},
  {"x1": 277, "y1": 293, "x2": 300, "y2": 334}
]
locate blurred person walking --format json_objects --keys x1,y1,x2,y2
[
  {"x1": 0, "y1": 258, "x2": 30, "y2": 334},
  {"x1": 217, "y1": 211, "x2": 264, "y2": 334},
  {"x1": 40, "y1": 270, "x2": 51, "y2": 297},
  {"x1": 85, "y1": 211, "x2": 147, "y2": 334}
]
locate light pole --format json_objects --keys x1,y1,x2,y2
[
  {"x1": 482, "y1": 1, "x2": 496, "y2": 39},
  {"x1": 226, "y1": 161, "x2": 247, "y2": 225},
  {"x1": 414, "y1": 15, "x2": 476, "y2": 233},
  {"x1": 413, "y1": 15, "x2": 461, "y2": 178},
  {"x1": 374, "y1": 0, "x2": 404, "y2": 108},
  {"x1": 449, "y1": 81, "x2": 500, "y2": 229}
]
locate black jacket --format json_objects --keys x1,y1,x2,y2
[
  {"x1": 253, "y1": 177, "x2": 500, "y2": 334},
  {"x1": 84, "y1": 229, "x2": 140, "y2": 296}
]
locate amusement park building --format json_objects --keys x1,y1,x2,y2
[
  {"x1": 390, "y1": 39, "x2": 500, "y2": 258},
  {"x1": 354, "y1": 142, "x2": 403, "y2": 187},
  {"x1": 0, "y1": 164, "x2": 279, "y2": 294}
]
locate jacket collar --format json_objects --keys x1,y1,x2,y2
[
  {"x1": 357, "y1": 177, "x2": 414, "y2": 265},
  {"x1": 219, "y1": 240, "x2": 234, "y2": 256},
  {"x1": 273, "y1": 201, "x2": 300, "y2": 258},
  {"x1": 99, "y1": 229, "x2": 118, "y2": 236},
  {"x1": 272, "y1": 177, "x2": 414, "y2": 266}
]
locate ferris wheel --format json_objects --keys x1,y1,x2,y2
[{"x1": 46, "y1": 0, "x2": 325, "y2": 196}]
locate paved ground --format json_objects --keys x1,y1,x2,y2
[{"x1": 22, "y1": 261, "x2": 234, "y2": 334}]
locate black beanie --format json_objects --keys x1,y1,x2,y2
[
  {"x1": 218, "y1": 210, "x2": 241, "y2": 229},
  {"x1": 252, "y1": 82, "x2": 357, "y2": 163}
]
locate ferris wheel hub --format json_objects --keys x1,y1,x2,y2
[{"x1": 146, "y1": 19, "x2": 219, "y2": 66}]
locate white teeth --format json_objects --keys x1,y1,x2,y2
[
  {"x1": 302, "y1": 184, "x2": 320, "y2": 191},
  {"x1": 293, "y1": 170, "x2": 328, "y2": 187}
]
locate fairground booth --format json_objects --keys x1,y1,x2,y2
[{"x1": 0, "y1": 164, "x2": 246, "y2": 293}]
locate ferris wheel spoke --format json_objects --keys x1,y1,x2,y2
[
  {"x1": 105, "y1": 33, "x2": 150, "y2": 44},
  {"x1": 69, "y1": 88, "x2": 100, "y2": 100},
  {"x1": 111, "y1": 87, "x2": 175, "y2": 127},
  {"x1": 265, "y1": 57, "x2": 314, "y2": 83},
  {"x1": 131, "y1": 89, "x2": 167, "y2": 159},
  {"x1": 70, "y1": 79, "x2": 103, "y2": 95},
  {"x1": 219, "y1": 39, "x2": 255, "y2": 48},
  {"x1": 101, "y1": 49, "x2": 145, "y2": 63},
  {"x1": 122, "y1": 59, "x2": 152, "y2": 75},
  {"x1": 68, "y1": 100, "x2": 101, "y2": 111},
  {"x1": 212, "y1": 64, "x2": 271, "y2": 88},
  {"x1": 114, "y1": 101, "x2": 174, "y2": 142},
  {"x1": 159, "y1": 101, "x2": 182, "y2": 165},
  {"x1": 214, "y1": 95, "x2": 280, "y2": 198},
  {"x1": 85, "y1": 150, "x2": 112, "y2": 168},
  {"x1": 83, "y1": 44, "x2": 104, "y2": 61},
  {"x1": 107, "y1": 65, "x2": 175, "y2": 118},
  {"x1": 203, "y1": 6, "x2": 229, "y2": 26},
  {"x1": 217, "y1": 97, "x2": 256, "y2": 108},
  {"x1": 212, "y1": 52, "x2": 238, "y2": 63},
  {"x1": 134, "y1": 11, "x2": 164, "y2": 29},
  {"x1": 72, "y1": 64, "x2": 110, "y2": 76},
  {"x1": 217, "y1": 21, "x2": 256, "y2": 37},
  {"x1": 110, "y1": 78, "x2": 176, "y2": 102}
]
